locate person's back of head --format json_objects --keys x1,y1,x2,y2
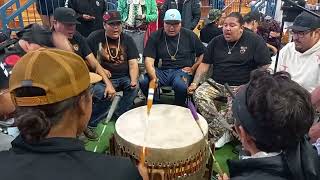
[
  {"x1": 9, "y1": 49, "x2": 99, "y2": 143},
  {"x1": 243, "y1": 14, "x2": 255, "y2": 31},
  {"x1": 232, "y1": 69, "x2": 320, "y2": 179},
  {"x1": 245, "y1": 70, "x2": 314, "y2": 151}
]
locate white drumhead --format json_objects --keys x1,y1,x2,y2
[{"x1": 116, "y1": 104, "x2": 208, "y2": 149}]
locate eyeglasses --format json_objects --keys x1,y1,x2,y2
[
  {"x1": 291, "y1": 30, "x2": 312, "y2": 38},
  {"x1": 0, "y1": 89, "x2": 9, "y2": 96}
]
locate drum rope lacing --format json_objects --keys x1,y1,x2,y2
[{"x1": 115, "y1": 142, "x2": 209, "y2": 178}]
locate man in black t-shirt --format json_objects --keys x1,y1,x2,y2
[
  {"x1": 187, "y1": 12, "x2": 271, "y2": 147},
  {"x1": 53, "y1": 7, "x2": 116, "y2": 139},
  {"x1": 87, "y1": 11, "x2": 139, "y2": 126},
  {"x1": 140, "y1": 9, "x2": 205, "y2": 106}
]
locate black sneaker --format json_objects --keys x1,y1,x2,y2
[{"x1": 83, "y1": 127, "x2": 98, "y2": 141}]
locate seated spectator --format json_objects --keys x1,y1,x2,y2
[
  {"x1": 257, "y1": 16, "x2": 281, "y2": 49},
  {"x1": 243, "y1": 13, "x2": 258, "y2": 33},
  {"x1": 67, "y1": 0, "x2": 107, "y2": 37},
  {"x1": 270, "y1": 12, "x2": 320, "y2": 93},
  {"x1": 188, "y1": 12, "x2": 271, "y2": 147},
  {"x1": 270, "y1": 12, "x2": 320, "y2": 147},
  {"x1": 200, "y1": 9, "x2": 223, "y2": 44},
  {"x1": 243, "y1": 13, "x2": 278, "y2": 55},
  {"x1": 87, "y1": 11, "x2": 139, "y2": 126},
  {"x1": 52, "y1": 7, "x2": 116, "y2": 139},
  {"x1": 0, "y1": 48, "x2": 145, "y2": 180},
  {"x1": 223, "y1": 69, "x2": 320, "y2": 180},
  {"x1": 140, "y1": 9, "x2": 205, "y2": 106}
]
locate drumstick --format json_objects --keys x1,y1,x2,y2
[
  {"x1": 147, "y1": 80, "x2": 156, "y2": 115},
  {"x1": 224, "y1": 83, "x2": 235, "y2": 99},
  {"x1": 93, "y1": 92, "x2": 123, "y2": 152},
  {"x1": 187, "y1": 98, "x2": 224, "y2": 177},
  {"x1": 140, "y1": 80, "x2": 156, "y2": 166}
]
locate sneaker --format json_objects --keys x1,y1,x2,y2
[
  {"x1": 84, "y1": 127, "x2": 98, "y2": 141},
  {"x1": 214, "y1": 131, "x2": 232, "y2": 148}
]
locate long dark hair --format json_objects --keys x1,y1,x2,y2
[{"x1": 13, "y1": 87, "x2": 89, "y2": 143}]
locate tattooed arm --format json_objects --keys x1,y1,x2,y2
[{"x1": 187, "y1": 62, "x2": 210, "y2": 94}]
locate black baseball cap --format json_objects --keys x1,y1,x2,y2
[
  {"x1": 54, "y1": 7, "x2": 80, "y2": 24},
  {"x1": 103, "y1": 11, "x2": 121, "y2": 24},
  {"x1": 16, "y1": 23, "x2": 54, "y2": 47},
  {"x1": 288, "y1": 12, "x2": 320, "y2": 32}
]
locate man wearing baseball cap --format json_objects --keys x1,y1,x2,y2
[
  {"x1": 0, "y1": 48, "x2": 145, "y2": 180},
  {"x1": 87, "y1": 10, "x2": 139, "y2": 126},
  {"x1": 270, "y1": 12, "x2": 320, "y2": 93},
  {"x1": 269, "y1": 12, "x2": 320, "y2": 145},
  {"x1": 53, "y1": 7, "x2": 117, "y2": 139},
  {"x1": 140, "y1": 9, "x2": 205, "y2": 106},
  {"x1": 200, "y1": 9, "x2": 223, "y2": 44}
]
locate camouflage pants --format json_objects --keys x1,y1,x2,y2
[{"x1": 193, "y1": 79, "x2": 238, "y2": 143}]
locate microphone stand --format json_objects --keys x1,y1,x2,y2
[{"x1": 273, "y1": 0, "x2": 320, "y2": 73}]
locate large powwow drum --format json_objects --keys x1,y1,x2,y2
[{"x1": 113, "y1": 104, "x2": 210, "y2": 179}]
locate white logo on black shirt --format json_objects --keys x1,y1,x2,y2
[
  {"x1": 73, "y1": 44, "x2": 79, "y2": 51},
  {"x1": 240, "y1": 46, "x2": 247, "y2": 54}
]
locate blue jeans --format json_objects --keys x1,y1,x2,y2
[
  {"x1": 139, "y1": 68, "x2": 192, "y2": 106},
  {"x1": 89, "y1": 76, "x2": 138, "y2": 127}
]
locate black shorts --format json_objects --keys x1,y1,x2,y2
[{"x1": 36, "y1": 0, "x2": 66, "y2": 16}]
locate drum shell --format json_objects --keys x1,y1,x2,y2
[
  {"x1": 113, "y1": 105, "x2": 210, "y2": 179},
  {"x1": 114, "y1": 132, "x2": 209, "y2": 179}
]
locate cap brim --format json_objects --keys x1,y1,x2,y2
[
  {"x1": 164, "y1": 20, "x2": 181, "y2": 24},
  {"x1": 58, "y1": 19, "x2": 81, "y2": 25},
  {"x1": 287, "y1": 25, "x2": 310, "y2": 32},
  {"x1": 65, "y1": 20, "x2": 81, "y2": 25},
  {"x1": 89, "y1": 72, "x2": 102, "y2": 84},
  {"x1": 105, "y1": 20, "x2": 121, "y2": 24}
]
